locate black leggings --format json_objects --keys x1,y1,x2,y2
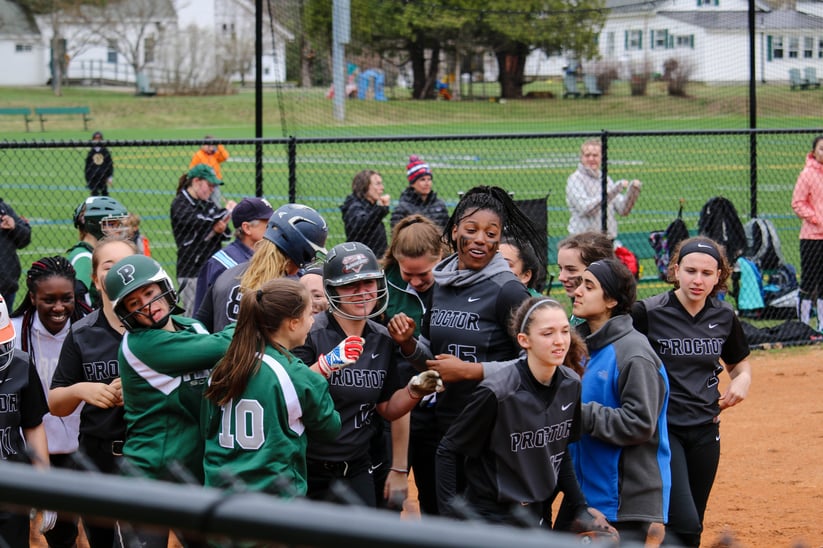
[
  {"x1": 664, "y1": 422, "x2": 720, "y2": 547},
  {"x1": 800, "y1": 239, "x2": 823, "y2": 299}
]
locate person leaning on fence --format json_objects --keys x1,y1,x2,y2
[
  {"x1": 632, "y1": 236, "x2": 751, "y2": 548},
  {"x1": 0, "y1": 196, "x2": 32, "y2": 308},
  {"x1": 49, "y1": 238, "x2": 137, "y2": 548},
  {"x1": 566, "y1": 139, "x2": 641, "y2": 240},
  {"x1": 791, "y1": 135, "x2": 823, "y2": 330},
  {"x1": 84, "y1": 131, "x2": 114, "y2": 197},
  {"x1": 192, "y1": 196, "x2": 274, "y2": 313},
  {"x1": 10, "y1": 257, "x2": 90, "y2": 548},
  {"x1": 170, "y1": 163, "x2": 237, "y2": 316},
  {"x1": 341, "y1": 169, "x2": 390, "y2": 258},
  {"x1": 390, "y1": 156, "x2": 450, "y2": 230}
]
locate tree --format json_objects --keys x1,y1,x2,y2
[{"x1": 469, "y1": 0, "x2": 606, "y2": 98}]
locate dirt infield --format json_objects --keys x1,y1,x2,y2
[
  {"x1": 699, "y1": 345, "x2": 823, "y2": 548},
  {"x1": 31, "y1": 345, "x2": 823, "y2": 547}
]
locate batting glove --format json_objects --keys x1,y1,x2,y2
[
  {"x1": 407, "y1": 370, "x2": 445, "y2": 399},
  {"x1": 318, "y1": 336, "x2": 365, "y2": 378}
]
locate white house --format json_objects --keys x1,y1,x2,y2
[
  {"x1": 524, "y1": 0, "x2": 823, "y2": 83},
  {"x1": 0, "y1": 0, "x2": 47, "y2": 85}
]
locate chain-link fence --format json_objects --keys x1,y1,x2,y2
[{"x1": 1, "y1": 129, "x2": 818, "y2": 313}]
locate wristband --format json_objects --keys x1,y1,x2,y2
[{"x1": 389, "y1": 467, "x2": 409, "y2": 474}]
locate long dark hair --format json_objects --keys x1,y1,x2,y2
[
  {"x1": 205, "y1": 278, "x2": 310, "y2": 406},
  {"x1": 445, "y1": 186, "x2": 544, "y2": 266}
]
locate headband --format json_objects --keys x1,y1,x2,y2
[
  {"x1": 519, "y1": 298, "x2": 561, "y2": 334},
  {"x1": 586, "y1": 260, "x2": 621, "y2": 306},
  {"x1": 678, "y1": 240, "x2": 722, "y2": 266}
]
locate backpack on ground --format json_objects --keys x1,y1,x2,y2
[
  {"x1": 762, "y1": 263, "x2": 799, "y2": 319},
  {"x1": 733, "y1": 257, "x2": 765, "y2": 316},
  {"x1": 697, "y1": 196, "x2": 747, "y2": 261},
  {"x1": 649, "y1": 203, "x2": 690, "y2": 280},
  {"x1": 744, "y1": 217, "x2": 785, "y2": 271}
]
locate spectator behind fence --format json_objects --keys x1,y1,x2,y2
[
  {"x1": 0, "y1": 197, "x2": 31, "y2": 308},
  {"x1": 84, "y1": 131, "x2": 114, "y2": 197},
  {"x1": 49, "y1": 238, "x2": 137, "y2": 548},
  {"x1": 566, "y1": 139, "x2": 641, "y2": 240},
  {"x1": 791, "y1": 135, "x2": 823, "y2": 330},
  {"x1": 632, "y1": 236, "x2": 752, "y2": 547},
  {"x1": 390, "y1": 156, "x2": 449, "y2": 229},
  {"x1": 10, "y1": 257, "x2": 90, "y2": 548},
  {"x1": 341, "y1": 169, "x2": 390, "y2": 258},
  {"x1": 190, "y1": 135, "x2": 230, "y2": 207},
  {"x1": 170, "y1": 164, "x2": 236, "y2": 316},
  {"x1": 193, "y1": 197, "x2": 274, "y2": 313}
]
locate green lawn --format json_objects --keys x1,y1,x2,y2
[{"x1": 0, "y1": 82, "x2": 821, "y2": 308}]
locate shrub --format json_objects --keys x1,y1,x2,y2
[{"x1": 664, "y1": 57, "x2": 695, "y2": 97}]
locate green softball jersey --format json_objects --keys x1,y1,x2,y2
[
  {"x1": 202, "y1": 347, "x2": 341, "y2": 496},
  {"x1": 118, "y1": 316, "x2": 233, "y2": 482}
]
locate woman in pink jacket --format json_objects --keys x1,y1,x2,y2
[{"x1": 791, "y1": 135, "x2": 823, "y2": 329}]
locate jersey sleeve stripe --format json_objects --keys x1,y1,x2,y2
[{"x1": 260, "y1": 353, "x2": 305, "y2": 436}]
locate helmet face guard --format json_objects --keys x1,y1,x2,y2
[
  {"x1": 105, "y1": 255, "x2": 179, "y2": 331},
  {"x1": 323, "y1": 242, "x2": 388, "y2": 320},
  {"x1": 74, "y1": 196, "x2": 129, "y2": 240},
  {"x1": 264, "y1": 204, "x2": 328, "y2": 268},
  {"x1": 0, "y1": 337, "x2": 13, "y2": 372},
  {"x1": 0, "y1": 296, "x2": 14, "y2": 371}
]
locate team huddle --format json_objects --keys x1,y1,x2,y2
[{"x1": 0, "y1": 182, "x2": 751, "y2": 548}]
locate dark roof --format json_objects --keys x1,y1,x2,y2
[
  {"x1": 659, "y1": 8, "x2": 823, "y2": 29},
  {"x1": 0, "y1": 0, "x2": 40, "y2": 37}
]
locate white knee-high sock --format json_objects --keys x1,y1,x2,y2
[{"x1": 799, "y1": 299, "x2": 812, "y2": 325}]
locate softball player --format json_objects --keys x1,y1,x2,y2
[
  {"x1": 195, "y1": 203, "x2": 328, "y2": 332},
  {"x1": 203, "y1": 278, "x2": 340, "y2": 496},
  {"x1": 388, "y1": 186, "x2": 541, "y2": 511},
  {"x1": 49, "y1": 238, "x2": 137, "y2": 548},
  {"x1": 293, "y1": 242, "x2": 443, "y2": 507},
  {"x1": 11, "y1": 256, "x2": 89, "y2": 547},
  {"x1": 436, "y1": 297, "x2": 612, "y2": 534},
  {"x1": 568, "y1": 258, "x2": 670, "y2": 544},
  {"x1": 632, "y1": 236, "x2": 752, "y2": 547}
]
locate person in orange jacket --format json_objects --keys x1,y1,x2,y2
[{"x1": 190, "y1": 135, "x2": 230, "y2": 207}]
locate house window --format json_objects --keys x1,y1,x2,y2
[
  {"x1": 652, "y1": 29, "x2": 669, "y2": 49},
  {"x1": 15, "y1": 44, "x2": 33, "y2": 52},
  {"x1": 772, "y1": 36, "x2": 783, "y2": 59},
  {"x1": 626, "y1": 29, "x2": 643, "y2": 51},
  {"x1": 804, "y1": 37, "x2": 814, "y2": 58},
  {"x1": 788, "y1": 37, "x2": 799, "y2": 58},
  {"x1": 819, "y1": 37, "x2": 823, "y2": 58},
  {"x1": 107, "y1": 39, "x2": 117, "y2": 63},
  {"x1": 697, "y1": 0, "x2": 719, "y2": 6},
  {"x1": 606, "y1": 32, "x2": 615, "y2": 55},
  {"x1": 675, "y1": 35, "x2": 694, "y2": 49},
  {"x1": 144, "y1": 36, "x2": 155, "y2": 64}
]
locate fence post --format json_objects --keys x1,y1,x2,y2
[
  {"x1": 288, "y1": 136, "x2": 297, "y2": 203},
  {"x1": 601, "y1": 130, "x2": 609, "y2": 234},
  {"x1": 750, "y1": 130, "x2": 758, "y2": 218}
]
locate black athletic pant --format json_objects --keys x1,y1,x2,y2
[
  {"x1": 307, "y1": 454, "x2": 376, "y2": 507},
  {"x1": 43, "y1": 453, "x2": 79, "y2": 548},
  {"x1": 664, "y1": 422, "x2": 720, "y2": 547}
]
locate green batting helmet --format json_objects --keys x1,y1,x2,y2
[
  {"x1": 105, "y1": 255, "x2": 178, "y2": 331},
  {"x1": 73, "y1": 196, "x2": 129, "y2": 240}
]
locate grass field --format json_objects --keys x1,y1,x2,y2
[{"x1": 1, "y1": 82, "x2": 821, "y2": 308}]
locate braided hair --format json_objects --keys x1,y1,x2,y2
[
  {"x1": 445, "y1": 186, "x2": 545, "y2": 268},
  {"x1": 11, "y1": 256, "x2": 90, "y2": 353}
]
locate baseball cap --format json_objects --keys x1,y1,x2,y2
[
  {"x1": 232, "y1": 197, "x2": 275, "y2": 229},
  {"x1": 188, "y1": 164, "x2": 223, "y2": 185},
  {"x1": 0, "y1": 296, "x2": 15, "y2": 370}
]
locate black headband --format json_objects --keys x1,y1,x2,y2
[
  {"x1": 586, "y1": 260, "x2": 622, "y2": 306},
  {"x1": 678, "y1": 240, "x2": 722, "y2": 266}
]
